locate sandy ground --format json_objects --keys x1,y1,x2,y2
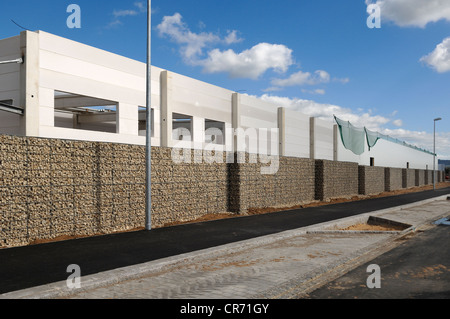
[{"x1": 339, "y1": 224, "x2": 401, "y2": 231}]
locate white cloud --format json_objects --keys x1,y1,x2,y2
[
  {"x1": 366, "y1": 0, "x2": 450, "y2": 28},
  {"x1": 272, "y1": 71, "x2": 311, "y2": 87},
  {"x1": 133, "y1": 1, "x2": 146, "y2": 13},
  {"x1": 224, "y1": 30, "x2": 244, "y2": 45},
  {"x1": 312, "y1": 89, "x2": 326, "y2": 95},
  {"x1": 269, "y1": 70, "x2": 348, "y2": 93},
  {"x1": 301, "y1": 88, "x2": 326, "y2": 95},
  {"x1": 271, "y1": 70, "x2": 330, "y2": 87},
  {"x1": 333, "y1": 77, "x2": 350, "y2": 84},
  {"x1": 392, "y1": 119, "x2": 403, "y2": 127},
  {"x1": 113, "y1": 9, "x2": 139, "y2": 18},
  {"x1": 157, "y1": 13, "x2": 293, "y2": 79},
  {"x1": 201, "y1": 43, "x2": 294, "y2": 79},
  {"x1": 420, "y1": 37, "x2": 450, "y2": 73},
  {"x1": 157, "y1": 13, "x2": 221, "y2": 60},
  {"x1": 108, "y1": 2, "x2": 147, "y2": 28},
  {"x1": 157, "y1": 14, "x2": 345, "y2": 82},
  {"x1": 263, "y1": 86, "x2": 284, "y2": 93}
]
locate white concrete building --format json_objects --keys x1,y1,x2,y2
[{"x1": 0, "y1": 31, "x2": 437, "y2": 170}]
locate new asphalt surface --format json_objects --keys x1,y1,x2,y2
[
  {"x1": 305, "y1": 223, "x2": 450, "y2": 299},
  {"x1": 1, "y1": 186, "x2": 450, "y2": 295}
]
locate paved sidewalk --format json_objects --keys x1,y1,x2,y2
[{"x1": 2, "y1": 194, "x2": 449, "y2": 299}]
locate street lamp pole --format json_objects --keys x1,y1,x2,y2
[
  {"x1": 433, "y1": 117, "x2": 442, "y2": 191},
  {"x1": 145, "y1": 0, "x2": 152, "y2": 230}
]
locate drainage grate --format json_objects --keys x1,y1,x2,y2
[{"x1": 434, "y1": 217, "x2": 450, "y2": 226}]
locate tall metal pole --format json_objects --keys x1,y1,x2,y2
[
  {"x1": 145, "y1": 0, "x2": 152, "y2": 230},
  {"x1": 433, "y1": 118, "x2": 442, "y2": 191},
  {"x1": 434, "y1": 119, "x2": 436, "y2": 191}
]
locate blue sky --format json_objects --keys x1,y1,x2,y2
[{"x1": 1, "y1": 0, "x2": 450, "y2": 158}]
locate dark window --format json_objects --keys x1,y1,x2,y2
[
  {"x1": 138, "y1": 107, "x2": 154, "y2": 137},
  {"x1": 172, "y1": 113, "x2": 193, "y2": 141},
  {"x1": 205, "y1": 119, "x2": 225, "y2": 145}
]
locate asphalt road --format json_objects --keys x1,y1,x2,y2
[
  {"x1": 304, "y1": 223, "x2": 450, "y2": 299},
  {"x1": 1, "y1": 186, "x2": 450, "y2": 295}
]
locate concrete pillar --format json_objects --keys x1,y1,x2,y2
[
  {"x1": 20, "y1": 31, "x2": 40, "y2": 137},
  {"x1": 229, "y1": 92, "x2": 244, "y2": 212},
  {"x1": 192, "y1": 116, "x2": 205, "y2": 149},
  {"x1": 232, "y1": 93, "x2": 241, "y2": 153},
  {"x1": 160, "y1": 70, "x2": 173, "y2": 147},
  {"x1": 277, "y1": 107, "x2": 285, "y2": 157},
  {"x1": 39, "y1": 88, "x2": 54, "y2": 128},
  {"x1": 333, "y1": 124, "x2": 338, "y2": 161},
  {"x1": 309, "y1": 117, "x2": 315, "y2": 160},
  {"x1": 73, "y1": 114, "x2": 79, "y2": 129},
  {"x1": 117, "y1": 102, "x2": 138, "y2": 135}
]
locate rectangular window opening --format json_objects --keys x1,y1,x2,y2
[
  {"x1": 138, "y1": 107, "x2": 154, "y2": 137},
  {"x1": 54, "y1": 91, "x2": 118, "y2": 134},
  {"x1": 172, "y1": 113, "x2": 193, "y2": 141},
  {"x1": 205, "y1": 119, "x2": 225, "y2": 145},
  {"x1": 0, "y1": 99, "x2": 22, "y2": 135}
]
